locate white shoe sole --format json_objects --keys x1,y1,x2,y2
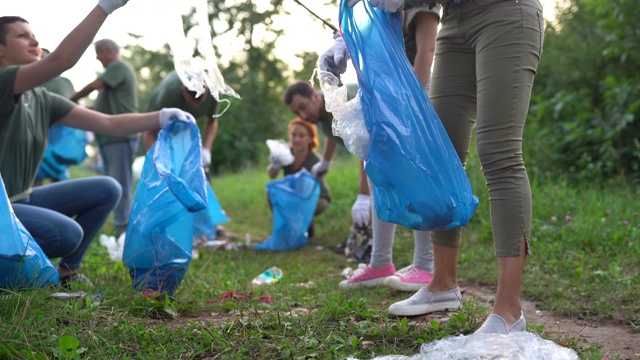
[
  {"x1": 384, "y1": 277, "x2": 428, "y2": 292},
  {"x1": 388, "y1": 300, "x2": 461, "y2": 316},
  {"x1": 339, "y1": 276, "x2": 389, "y2": 289}
]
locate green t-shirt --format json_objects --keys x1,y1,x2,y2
[
  {"x1": 317, "y1": 83, "x2": 358, "y2": 148},
  {"x1": 94, "y1": 59, "x2": 138, "y2": 144},
  {"x1": 0, "y1": 66, "x2": 75, "y2": 201},
  {"x1": 42, "y1": 76, "x2": 75, "y2": 98},
  {"x1": 283, "y1": 150, "x2": 331, "y2": 202},
  {"x1": 147, "y1": 71, "x2": 218, "y2": 121}
]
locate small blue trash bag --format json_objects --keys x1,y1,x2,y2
[
  {"x1": 254, "y1": 170, "x2": 320, "y2": 251},
  {"x1": 339, "y1": 1, "x2": 479, "y2": 231},
  {"x1": 36, "y1": 125, "x2": 87, "y2": 181},
  {"x1": 0, "y1": 174, "x2": 59, "y2": 289},
  {"x1": 193, "y1": 184, "x2": 230, "y2": 240},
  {"x1": 123, "y1": 120, "x2": 208, "y2": 295}
]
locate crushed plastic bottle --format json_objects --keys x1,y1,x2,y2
[{"x1": 251, "y1": 267, "x2": 283, "y2": 286}]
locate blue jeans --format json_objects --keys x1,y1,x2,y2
[
  {"x1": 13, "y1": 176, "x2": 121, "y2": 271},
  {"x1": 100, "y1": 138, "x2": 138, "y2": 226}
]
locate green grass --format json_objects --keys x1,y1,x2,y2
[{"x1": 0, "y1": 154, "x2": 638, "y2": 359}]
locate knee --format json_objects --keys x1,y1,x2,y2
[
  {"x1": 57, "y1": 220, "x2": 84, "y2": 254},
  {"x1": 95, "y1": 176, "x2": 123, "y2": 208},
  {"x1": 476, "y1": 145, "x2": 525, "y2": 177}
]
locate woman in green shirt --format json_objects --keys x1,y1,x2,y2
[
  {"x1": 0, "y1": 3, "x2": 195, "y2": 287},
  {"x1": 267, "y1": 118, "x2": 331, "y2": 237}
]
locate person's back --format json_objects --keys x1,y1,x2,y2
[
  {"x1": 144, "y1": 70, "x2": 220, "y2": 173},
  {"x1": 93, "y1": 55, "x2": 138, "y2": 144},
  {"x1": 42, "y1": 76, "x2": 75, "y2": 98},
  {"x1": 147, "y1": 71, "x2": 218, "y2": 118},
  {"x1": 69, "y1": 38, "x2": 140, "y2": 230}
]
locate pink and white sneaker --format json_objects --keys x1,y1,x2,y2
[
  {"x1": 384, "y1": 265, "x2": 433, "y2": 292},
  {"x1": 339, "y1": 264, "x2": 396, "y2": 289}
]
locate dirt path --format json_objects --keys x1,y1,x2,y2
[{"x1": 460, "y1": 282, "x2": 640, "y2": 360}]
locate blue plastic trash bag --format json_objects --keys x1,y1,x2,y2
[
  {"x1": 254, "y1": 170, "x2": 320, "y2": 251},
  {"x1": 193, "y1": 183, "x2": 230, "y2": 240},
  {"x1": 48, "y1": 125, "x2": 87, "y2": 165},
  {"x1": 36, "y1": 125, "x2": 87, "y2": 181},
  {"x1": 0, "y1": 174, "x2": 59, "y2": 289},
  {"x1": 340, "y1": 1, "x2": 479, "y2": 230},
  {"x1": 123, "y1": 120, "x2": 208, "y2": 295}
]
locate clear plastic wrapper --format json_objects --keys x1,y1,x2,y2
[
  {"x1": 251, "y1": 266, "x2": 283, "y2": 286},
  {"x1": 318, "y1": 71, "x2": 370, "y2": 160},
  {"x1": 348, "y1": 332, "x2": 579, "y2": 360},
  {"x1": 266, "y1": 139, "x2": 295, "y2": 167}
]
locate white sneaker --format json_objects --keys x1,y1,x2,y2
[
  {"x1": 388, "y1": 287, "x2": 462, "y2": 316},
  {"x1": 474, "y1": 311, "x2": 526, "y2": 335}
]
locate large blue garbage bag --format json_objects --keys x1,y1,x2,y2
[
  {"x1": 36, "y1": 125, "x2": 87, "y2": 181},
  {"x1": 254, "y1": 170, "x2": 320, "y2": 251},
  {"x1": 339, "y1": 1, "x2": 479, "y2": 230},
  {"x1": 0, "y1": 174, "x2": 59, "y2": 289},
  {"x1": 193, "y1": 184, "x2": 230, "y2": 240},
  {"x1": 123, "y1": 120, "x2": 207, "y2": 295}
]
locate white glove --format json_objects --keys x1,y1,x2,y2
[
  {"x1": 98, "y1": 0, "x2": 129, "y2": 14},
  {"x1": 352, "y1": 194, "x2": 371, "y2": 227},
  {"x1": 158, "y1": 108, "x2": 195, "y2": 129},
  {"x1": 371, "y1": 0, "x2": 404, "y2": 12},
  {"x1": 311, "y1": 159, "x2": 331, "y2": 178},
  {"x1": 201, "y1": 147, "x2": 211, "y2": 168},
  {"x1": 319, "y1": 37, "x2": 349, "y2": 79},
  {"x1": 347, "y1": 0, "x2": 404, "y2": 12}
]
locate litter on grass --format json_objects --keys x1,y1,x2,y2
[
  {"x1": 348, "y1": 331, "x2": 579, "y2": 360},
  {"x1": 252, "y1": 267, "x2": 283, "y2": 286}
]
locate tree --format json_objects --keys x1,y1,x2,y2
[
  {"x1": 526, "y1": 0, "x2": 640, "y2": 182},
  {"x1": 208, "y1": 0, "x2": 293, "y2": 173},
  {"x1": 123, "y1": 1, "x2": 303, "y2": 173}
]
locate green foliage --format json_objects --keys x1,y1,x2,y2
[
  {"x1": 122, "y1": 1, "x2": 299, "y2": 174},
  {"x1": 122, "y1": 41, "x2": 174, "y2": 112},
  {"x1": 527, "y1": 0, "x2": 640, "y2": 183},
  {"x1": 208, "y1": 0, "x2": 293, "y2": 174}
]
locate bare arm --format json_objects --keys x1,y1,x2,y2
[
  {"x1": 13, "y1": 6, "x2": 109, "y2": 94},
  {"x1": 58, "y1": 106, "x2": 160, "y2": 136},
  {"x1": 70, "y1": 78, "x2": 105, "y2": 103},
  {"x1": 322, "y1": 138, "x2": 338, "y2": 161},
  {"x1": 143, "y1": 129, "x2": 159, "y2": 152},
  {"x1": 202, "y1": 117, "x2": 218, "y2": 150},
  {"x1": 267, "y1": 164, "x2": 280, "y2": 179},
  {"x1": 358, "y1": 160, "x2": 370, "y2": 195},
  {"x1": 412, "y1": 12, "x2": 439, "y2": 91}
]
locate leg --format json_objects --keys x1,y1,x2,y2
[
  {"x1": 387, "y1": 4, "x2": 476, "y2": 315},
  {"x1": 101, "y1": 139, "x2": 138, "y2": 227},
  {"x1": 13, "y1": 177, "x2": 121, "y2": 274},
  {"x1": 403, "y1": 5, "x2": 441, "y2": 91},
  {"x1": 472, "y1": 0, "x2": 542, "y2": 325},
  {"x1": 340, "y1": 178, "x2": 396, "y2": 289},
  {"x1": 369, "y1": 198, "x2": 397, "y2": 269}
]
